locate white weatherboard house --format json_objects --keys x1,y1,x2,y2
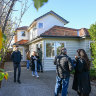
[{"x1": 14, "y1": 11, "x2": 92, "y2": 71}]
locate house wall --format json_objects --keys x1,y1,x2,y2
[
  {"x1": 37, "y1": 14, "x2": 64, "y2": 36},
  {"x1": 18, "y1": 46, "x2": 28, "y2": 61},
  {"x1": 29, "y1": 28, "x2": 37, "y2": 41},
  {"x1": 43, "y1": 38, "x2": 80, "y2": 70},
  {"x1": 80, "y1": 38, "x2": 91, "y2": 59},
  {"x1": 29, "y1": 41, "x2": 43, "y2": 56},
  {"x1": 28, "y1": 38, "x2": 91, "y2": 71},
  {"x1": 17, "y1": 30, "x2": 29, "y2": 41},
  {"x1": 29, "y1": 14, "x2": 65, "y2": 41}
]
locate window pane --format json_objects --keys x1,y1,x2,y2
[
  {"x1": 38, "y1": 23, "x2": 43, "y2": 28},
  {"x1": 21, "y1": 31, "x2": 25, "y2": 36},
  {"x1": 46, "y1": 43, "x2": 54, "y2": 57},
  {"x1": 56, "y1": 42, "x2": 64, "y2": 55}
]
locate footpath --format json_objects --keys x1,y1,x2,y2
[{"x1": 0, "y1": 62, "x2": 96, "y2": 96}]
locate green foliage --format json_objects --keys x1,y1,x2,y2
[
  {"x1": 70, "y1": 70, "x2": 75, "y2": 74},
  {"x1": 0, "y1": 68, "x2": 4, "y2": 72},
  {"x1": 88, "y1": 23, "x2": 96, "y2": 68},
  {"x1": 90, "y1": 68, "x2": 96, "y2": 80},
  {"x1": 33, "y1": 0, "x2": 48, "y2": 10},
  {"x1": 2, "y1": 33, "x2": 7, "y2": 41}
]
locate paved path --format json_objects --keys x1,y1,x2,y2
[{"x1": 0, "y1": 62, "x2": 96, "y2": 96}]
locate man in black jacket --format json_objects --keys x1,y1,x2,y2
[
  {"x1": 54, "y1": 48, "x2": 73, "y2": 96},
  {"x1": 11, "y1": 45, "x2": 22, "y2": 84}
]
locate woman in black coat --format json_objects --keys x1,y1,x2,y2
[
  {"x1": 31, "y1": 51, "x2": 39, "y2": 78},
  {"x1": 72, "y1": 49, "x2": 91, "y2": 96}
]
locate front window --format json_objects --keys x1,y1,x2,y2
[
  {"x1": 21, "y1": 31, "x2": 25, "y2": 36},
  {"x1": 46, "y1": 43, "x2": 54, "y2": 57},
  {"x1": 56, "y1": 42, "x2": 65, "y2": 55},
  {"x1": 45, "y1": 42, "x2": 65, "y2": 58}
]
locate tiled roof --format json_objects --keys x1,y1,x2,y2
[
  {"x1": 40, "y1": 26, "x2": 89, "y2": 37},
  {"x1": 13, "y1": 40, "x2": 28, "y2": 45},
  {"x1": 16, "y1": 26, "x2": 28, "y2": 30}
]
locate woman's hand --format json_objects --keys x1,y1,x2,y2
[{"x1": 75, "y1": 56, "x2": 78, "y2": 59}]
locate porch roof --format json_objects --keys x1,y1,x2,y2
[
  {"x1": 13, "y1": 39, "x2": 28, "y2": 46},
  {"x1": 16, "y1": 26, "x2": 28, "y2": 31},
  {"x1": 40, "y1": 26, "x2": 90, "y2": 37}
]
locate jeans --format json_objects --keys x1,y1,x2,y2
[
  {"x1": 37, "y1": 59, "x2": 43, "y2": 71},
  {"x1": 27, "y1": 60, "x2": 30, "y2": 69},
  {"x1": 13, "y1": 63, "x2": 21, "y2": 81},
  {"x1": 32, "y1": 60, "x2": 39, "y2": 76},
  {"x1": 55, "y1": 76, "x2": 69, "y2": 96}
]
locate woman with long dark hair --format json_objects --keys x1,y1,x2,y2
[{"x1": 72, "y1": 49, "x2": 91, "y2": 96}]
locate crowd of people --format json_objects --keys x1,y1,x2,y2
[
  {"x1": 54, "y1": 48, "x2": 91, "y2": 96},
  {"x1": 11, "y1": 45, "x2": 91, "y2": 96}
]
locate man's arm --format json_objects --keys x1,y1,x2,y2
[
  {"x1": 54, "y1": 56, "x2": 57, "y2": 65},
  {"x1": 68, "y1": 57, "x2": 73, "y2": 71}
]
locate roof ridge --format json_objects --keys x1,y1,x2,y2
[
  {"x1": 53, "y1": 25, "x2": 78, "y2": 30},
  {"x1": 28, "y1": 11, "x2": 69, "y2": 28}
]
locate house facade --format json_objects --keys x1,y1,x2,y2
[
  {"x1": 13, "y1": 11, "x2": 91, "y2": 71},
  {"x1": 14, "y1": 26, "x2": 29, "y2": 61}
]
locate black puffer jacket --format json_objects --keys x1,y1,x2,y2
[
  {"x1": 11, "y1": 51, "x2": 22, "y2": 63},
  {"x1": 54, "y1": 54, "x2": 73, "y2": 79}
]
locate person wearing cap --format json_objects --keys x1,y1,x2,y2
[
  {"x1": 54, "y1": 48, "x2": 73, "y2": 96},
  {"x1": 11, "y1": 45, "x2": 22, "y2": 84}
]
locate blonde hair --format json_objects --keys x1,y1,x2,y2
[{"x1": 32, "y1": 51, "x2": 36, "y2": 55}]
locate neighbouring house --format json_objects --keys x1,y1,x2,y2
[
  {"x1": 13, "y1": 26, "x2": 29, "y2": 61},
  {"x1": 13, "y1": 11, "x2": 92, "y2": 71}
]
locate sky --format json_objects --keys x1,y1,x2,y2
[{"x1": 14, "y1": 0, "x2": 96, "y2": 29}]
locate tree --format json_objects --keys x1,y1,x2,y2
[
  {"x1": 88, "y1": 23, "x2": 96, "y2": 68},
  {"x1": 0, "y1": 0, "x2": 48, "y2": 83},
  {"x1": 0, "y1": 0, "x2": 48, "y2": 66}
]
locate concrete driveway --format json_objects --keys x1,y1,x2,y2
[{"x1": 0, "y1": 62, "x2": 96, "y2": 96}]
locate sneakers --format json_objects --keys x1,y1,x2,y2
[
  {"x1": 32, "y1": 74, "x2": 35, "y2": 76},
  {"x1": 36, "y1": 75, "x2": 39, "y2": 78}
]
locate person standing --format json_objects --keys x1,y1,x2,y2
[
  {"x1": 72, "y1": 49, "x2": 91, "y2": 96},
  {"x1": 37, "y1": 48, "x2": 43, "y2": 72},
  {"x1": 26, "y1": 51, "x2": 30, "y2": 70},
  {"x1": 54, "y1": 48, "x2": 73, "y2": 96},
  {"x1": 11, "y1": 45, "x2": 22, "y2": 84},
  {"x1": 31, "y1": 51, "x2": 39, "y2": 78}
]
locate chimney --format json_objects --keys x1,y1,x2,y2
[{"x1": 77, "y1": 30, "x2": 79, "y2": 36}]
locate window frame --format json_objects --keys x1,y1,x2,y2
[{"x1": 45, "y1": 41, "x2": 66, "y2": 59}]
